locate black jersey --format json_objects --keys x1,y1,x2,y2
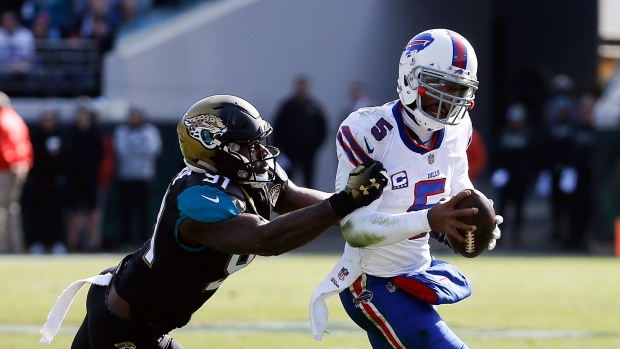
[{"x1": 113, "y1": 164, "x2": 288, "y2": 331}]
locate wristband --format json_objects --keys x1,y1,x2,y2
[{"x1": 327, "y1": 191, "x2": 356, "y2": 218}]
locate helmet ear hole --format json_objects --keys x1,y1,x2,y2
[{"x1": 403, "y1": 76, "x2": 409, "y2": 87}]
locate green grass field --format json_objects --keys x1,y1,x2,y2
[{"x1": 1, "y1": 253, "x2": 619, "y2": 349}]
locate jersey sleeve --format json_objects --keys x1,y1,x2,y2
[
  {"x1": 177, "y1": 185, "x2": 240, "y2": 223},
  {"x1": 335, "y1": 120, "x2": 377, "y2": 192}
]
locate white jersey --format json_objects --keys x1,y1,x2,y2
[{"x1": 336, "y1": 100, "x2": 474, "y2": 277}]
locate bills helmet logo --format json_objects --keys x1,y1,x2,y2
[
  {"x1": 353, "y1": 290, "x2": 374, "y2": 308},
  {"x1": 184, "y1": 113, "x2": 227, "y2": 149},
  {"x1": 404, "y1": 32, "x2": 435, "y2": 58}
]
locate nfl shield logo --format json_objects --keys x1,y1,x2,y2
[
  {"x1": 428, "y1": 154, "x2": 435, "y2": 164},
  {"x1": 338, "y1": 267, "x2": 349, "y2": 280}
]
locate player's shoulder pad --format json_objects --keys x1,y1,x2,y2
[{"x1": 177, "y1": 171, "x2": 247, "y2": 223}]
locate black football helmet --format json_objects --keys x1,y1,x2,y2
[{"x1": 177, "y1": 95, "x2": 279, "y2": 185}]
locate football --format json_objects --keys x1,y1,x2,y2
[{"x1": 446, "y1": 189, "x2": 496, "y2": 258}]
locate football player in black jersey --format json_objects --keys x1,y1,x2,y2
[{"x1": 40, "y1": 95, "x2": 388, "y2": 349}]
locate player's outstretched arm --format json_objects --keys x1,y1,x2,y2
[
  {"x1": 273, "y1": 180, "x2": 332, "y2": 215},
  {"x1": 179, "y1": 161, "x2": 388, "y2": 256}
]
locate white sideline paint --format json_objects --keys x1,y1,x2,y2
[
  {"x1": 0, "y1": 322, "x2": 605, "y2": 339},
  {"x1": 117, "y1": 0, "x2": 260, "y2": 59}
]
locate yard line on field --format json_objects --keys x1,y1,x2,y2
[{"x1": 0, "y1": 322, "x2": 614, "y2": 339}]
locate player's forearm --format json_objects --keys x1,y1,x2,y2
[
  {"x1": 255, "y1": 200, "x2": 339, "y2": 255},
  {"x1": 341, "y1": 208, "x2": 431, "y2": 247},
  {"x1": 275, "y1": 181, "x2": 333, "y2": 214}
]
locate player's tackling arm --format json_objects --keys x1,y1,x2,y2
[
  {"x1": 274, "y1": 180, "x2": 332, "y2": 215},
  {"x1": 180, "y1": 201, "x2": 339, "y2": 256},
  {"x1": 179, "y1": 161, "x2": 388, "y2": 256}
]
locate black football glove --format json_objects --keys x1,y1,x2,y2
[
  {"x1": 429, "y1": 230, "x2": 457, "y2": 254},
  {"x1": 328, "y1": 160, "x2": 388, "y2": 218}
]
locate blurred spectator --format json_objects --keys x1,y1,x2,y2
[
  {"x1": 341, "y1": 81, "x2": 373, "y2": 121},
  {"x1": 77, "y1": 0, "x2": 115, "y2": 96},
  {"x1": 78, "y1": 0, "x2": 113, "y2": 39},
  {"x1": 564, "y1": 94, "x2": 597, "y2": 251},
  {"x1": 0, "y1": 91, "x2": 33, "y2": 253},
  {"x1": 491, "y1": 103, "x2": 535, "y2": 248},
  {"x1": 29, "y1": 12, "x2": 66, "y2": 97},
  {"x1": 20, "y1": 0, "x2": 75, "y2": 38},
  {"x1": 64, "y1": 104, "x2": 104, "y2": 252},
  {"x1": 113, "y1": 0, "x2": 147, "y2": 31},
  {"x1": 27, "y1": 107, "x2": 67, "y2": 254},
  {"x1": 29, "y1": 12, "x2": 58, "y2": 40},
  {"x1": 0, "y1": 9, "x2": 35, "y2": 95},
  {"x1": 466, "y1": 127, "x2": 488, "y2": 184},
  {"x1": 113, "y1": 107, "x2": 161, "y2": 249},
  {"x1": 273, "y1": 75, "x2": 327, "y2": 188},
  {"x1": 543, "y1": 74, "x2": 580, "y2": 128},
  {"x1": 540, "y1": 93, "x2": 580, "y2": 246}
]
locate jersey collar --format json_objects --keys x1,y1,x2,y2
[{"x1": 392, "y1": 101, "x2": 445, "y2": 155}]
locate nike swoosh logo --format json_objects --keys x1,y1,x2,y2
[
  {"x1": 364, "y1": 137, "x2": 374, "y2": 153},
  {"x1": 201, "y1": 195, "x2": 220, "y2": 203}
]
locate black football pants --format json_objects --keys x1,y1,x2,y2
[{"x1": 71, "y1": 269, "x2": 183, "y2": 349}]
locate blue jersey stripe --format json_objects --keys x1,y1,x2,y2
[
  {"x1": 338, "y1": 130, "x2": 361, "y2": 166},
  {"x1": 342, "y1": 126, "x2": 371, "y2": 163}
]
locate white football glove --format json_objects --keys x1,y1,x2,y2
[{"x1": 487, "y1": 214, "x2": 503, "y2": 250}]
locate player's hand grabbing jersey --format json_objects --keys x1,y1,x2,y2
[
  {"x1": 336, "y1": 100, "x2": 474, "y2": 277},
  {"x1": 113, "y1": 164, "x2": 288, "y2": 332}
]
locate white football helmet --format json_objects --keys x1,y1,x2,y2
[{"x1": 397, "y1": 29, "x2": 479, "y2": 131}]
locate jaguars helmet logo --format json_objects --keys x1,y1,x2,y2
[{"x1": 184, "y1": 113, "x2": 227, "y2": 149}]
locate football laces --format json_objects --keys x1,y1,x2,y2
[{"x1": 465, "y1": 231, "x2": 475, "y2": 253}]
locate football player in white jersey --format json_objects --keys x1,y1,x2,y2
[{"x1": 310, "y1": 29, "x2": 502, "y2": 349}]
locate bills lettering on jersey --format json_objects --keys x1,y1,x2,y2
[
  {"x1": 428, "y1": 170, "x2": 440, "y2": 179},
  {"x1": 391, "y1": 171, "x2": 408, "y2": 190}
]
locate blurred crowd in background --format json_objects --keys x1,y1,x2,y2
[
  {"x1": 0, "y1": 0, "x2": 201, "y2": 97},
  {"x1": 0, "y1": 91, "x2": 164, "y2": 254},
  {"x1": 0, "y1": 1, "x2": 619, "y2": 256}
]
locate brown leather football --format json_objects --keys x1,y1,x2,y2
[{"x1": 446, "y1": 189, "x2": 496, "y2": 258}]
